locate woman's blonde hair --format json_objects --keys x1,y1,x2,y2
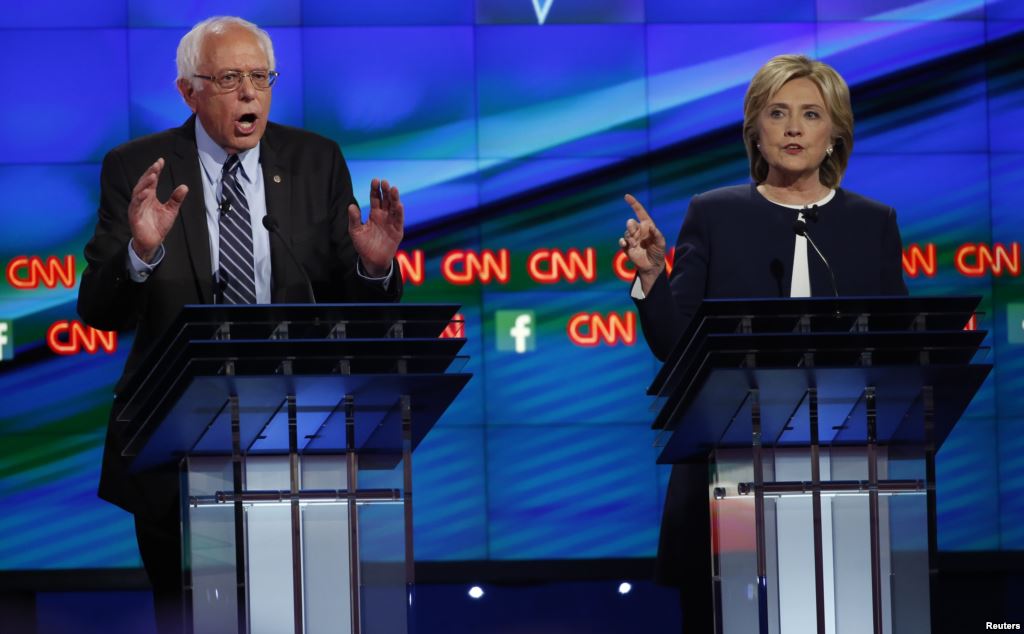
[{"x1": 742, "y1": 54, "x2": 853, "y2": 188}]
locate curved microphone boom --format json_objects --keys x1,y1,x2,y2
[
  {"x1": 262, "y1": 214, "x2": 317, "y2": 303},
  {"x1": 793, "y1": 205, "x2": 839, "y2": 299}
]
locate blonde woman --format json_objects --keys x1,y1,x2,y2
[{"x1": 621, "y1": 54, "x2": 907, "y2": 632}]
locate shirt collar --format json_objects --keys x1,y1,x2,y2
[
  {"x1": 759, "y1": 187, "x2": 837, "y2": 210},
  {"x1": 195, "y1": 117, "x2": 261, "y2": 185}
]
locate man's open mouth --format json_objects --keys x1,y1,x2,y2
[{"x1": 236, "y1": 113, "x2": 258, "y2": 133}]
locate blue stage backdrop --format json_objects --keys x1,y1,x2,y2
[{"x1": 1, "y1": 0, "x2": 1022, "y2": 570}]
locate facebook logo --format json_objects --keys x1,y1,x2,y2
[
  {"x1": 0, "y1": 320, "x2": 12, "y2": 361},
  {"x1": 496, "y1": 311, "x2": 536, "y2": 353}
]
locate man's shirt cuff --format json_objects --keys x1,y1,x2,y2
[
  {"x1": 126, "y1": 240, "x2": 165, "y2": 282},
  {"x1": 356, "y1": 258, "x2": 394, "y2": 291}
]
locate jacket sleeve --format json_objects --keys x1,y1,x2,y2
[{"x1": 633, "y1": 194, "x2": 710, "y2": 362}]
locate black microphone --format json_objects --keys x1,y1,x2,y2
[
  {"x1": 262, "y1": 215, "x2": 317, "y2": 304},
  {"x1": 793, "y1": 206, "x2": 839, "y2": 299},
  {"x1": 214, "y1": 274, "x2": 228, "y2": 304},
  {"x1": 219, "y1": 198, "x2": 230, "y2": 214}
]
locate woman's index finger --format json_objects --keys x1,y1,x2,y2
[{"x1": 623, "y1": 194, "x2": 652, "y2": 222}]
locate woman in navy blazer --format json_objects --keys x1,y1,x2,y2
[{"x1": 621, "y1": 54, "x2": 908, "y2": 632}]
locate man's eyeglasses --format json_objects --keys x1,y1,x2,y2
[{"x1": 193, "y1": 70, "x2": 279, "y2": 92}]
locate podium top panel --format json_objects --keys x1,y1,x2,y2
[
  {"x1": 650, "y1": 328, "x2": 986, "y2": 405},
  {"x1": 646, "y1": 297, "x2": 991, "y2": 462},
  {"x1": 125, "y1": 372, "x2": 472, "y2": 472},
  {"x1": 156, "y1": 302, "x2": 461, "y2": 352},
  {"x1": 648, "y1": 296, "x2": 982, "y2": 396},
  {"x1": 120, "y1": 303, "x2": 463, "y2": 405},
  {"x1": 119, "y1": 337, "x2": 468, "y2": 424},
  {"x1": 665, "y1": 296, "x2": 979, "y2": 322},
  {"x1": 171, "y1": 303, "x2": 462, "y2": 324},
  {"x1": 116, "y1": 303, "x2": 471, "y2": 470},
  {"x1": 655, "y1": 363, "x2": 991, "y2": 463}
]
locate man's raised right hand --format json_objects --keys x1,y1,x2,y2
[{"x1": 129, "y1": 158, "x2": 188, "y2": 263}]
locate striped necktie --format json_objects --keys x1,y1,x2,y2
[{"x1": 218, "y1": 154, "x2": 258, "y2": 304}]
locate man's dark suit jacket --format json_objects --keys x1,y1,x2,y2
[
  {"x1": 634, "y1": 183, "x2": 908, "y2": 586},
  {"x1": 78, "y1": 116, "x2": 402, "y2": 519}
]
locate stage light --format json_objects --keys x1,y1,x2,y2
[
  {"x1": 468, "y1": 585, "x2": 485, "y2": 599},
  {"x1": 618, "y1": 582, "x2": 632, "y2": 595}
]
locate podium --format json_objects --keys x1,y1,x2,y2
[
  {"x1": 116, "y1": 304, "x2": 470, "y2": 634},
  {"x1": 649, "y1": 297, "x2": 991, "y2": 634}
]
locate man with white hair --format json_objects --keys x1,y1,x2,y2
[{"x1": 77, "y1": 16, "x2": 404, "y2": 633}]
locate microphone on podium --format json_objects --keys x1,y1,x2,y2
[
  {"x1": 793, "y1": 205, "x2": 839, "y2": 299},
  {"x1": 262, "y1": 214, "x2": 317, "y2": 303}
]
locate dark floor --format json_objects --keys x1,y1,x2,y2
[
  {"x1": 3, "y1": 554, "x2": 1024, "y2": 634},
  {"x1": 0, "y1": 580, "x2": 680, "y2": 634}
]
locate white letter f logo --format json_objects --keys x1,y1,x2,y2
[{"x1": 509, "y1": 314, "x2": 533, "y2": 353}]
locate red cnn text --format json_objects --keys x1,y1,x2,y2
[
  {"x1": 567, "y1": 311, "x2": 636, "y2": 347},
  {"x1": 441, "y1": 249, "x2": 510, "y2": 285},
  {"x1": 6, "y1": 255, "x2": 76, "y2": 289},
  {"x1": 47, "y1": 321, "x2": 117, "y2": 355},
  {"x1": 527, "y1": 248, "x2": 597, "y2": 283},
  {"x1": 955, "y1": 243, "x2": 1020, "y2": 277}
]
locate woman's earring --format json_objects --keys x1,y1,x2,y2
[{"x1": 826, "y1": 145, "x2": 834, "y2": 156}]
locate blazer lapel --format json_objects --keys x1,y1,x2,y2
[
  {"x1": 167, "y1": 116, "x2": 215, "y2": 304},
  {"x1": 259, "y1": 126, "x2": 294, "y2": 302}
]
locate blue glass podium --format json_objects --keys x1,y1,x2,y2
[
  {"x1": 117, "y1": 304, "x2": 470, "y2": 634},
  {"x1": 649, "y1": 297, "x2": 991, "y2": 634}
]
